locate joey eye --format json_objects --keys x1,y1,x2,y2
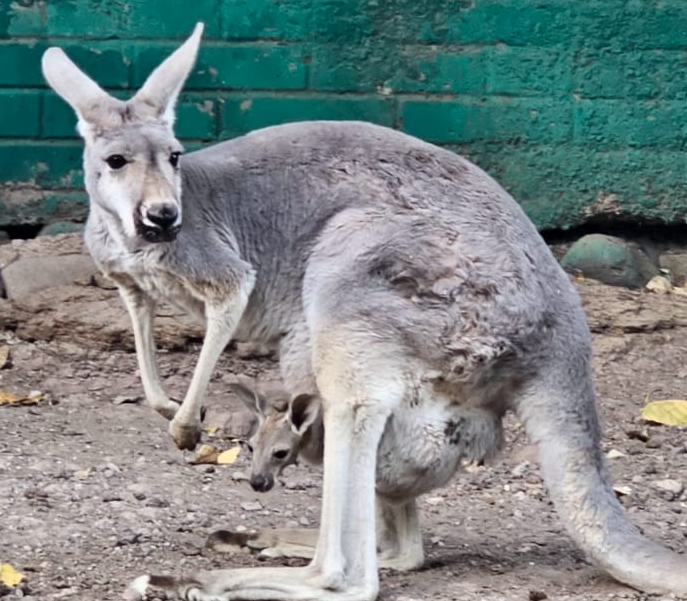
[
  {"x1": 169, "y1": 152, "x2": 181, "y2": 168},
  {"x1": 105, "y1": 154, "x2": 128, "y2": 170},
  {"x1": 273, "y1": 449, "x2": 289, "y2": 460}
]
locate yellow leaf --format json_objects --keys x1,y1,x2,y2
[
  {"x1": 0, "y1": 389, "x2": 42, "y2": 407},
  {"x1": 217, "y1": 446, "x2": 241, "y2": 465},
  {"x1": 0, "y1": 563, "x2": 24, "y2": 587},
  {"x1": 645, "y1": 275, "x2": 672, "y2": 293},
  {"x1": 641, "y1": 400, "x2": 687, "y2": 426},
  {"x1": 0, "y1": 389, "x2": 20, "y2": 406},
  {"x1": 190, "y1": 444, "x2": 220, "y2": 465},
  {"x1": 203, "y1": 425, "x2": 219, "y2": 436}
]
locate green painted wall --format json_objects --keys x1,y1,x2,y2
[{"x1": 2, "y1": 0, "x2": 687, "y2": 230}]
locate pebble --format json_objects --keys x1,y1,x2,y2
[
  {"x1": 240, "y1": 501, "x2": 263, "y2": 512},
  {"x1": 511, "y1": 461, "x2": 530, "y2": 477},
  {"x1": 653, "y1": 478, "x2": 684, "y2": 495}
]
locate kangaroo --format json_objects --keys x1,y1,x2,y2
[
  {"x1": 228, "y1": 380, "x2": 323, "y2": 493},
  {"x1": 41, "y1": 23, "x2": 687, "y2": 601}
]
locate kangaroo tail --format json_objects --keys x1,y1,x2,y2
[{"x1": 518, "y1": 358, "x2": 687, "y2": 595}]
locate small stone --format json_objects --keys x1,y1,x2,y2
[
  {"x1": 529, "y1": 591, "x2": 547, "y2": 601},
  {"x1": 606, "y1": 449, "x2": 625, "y2": 459},
  {"x1": 240, "y1": 501, "x2": 263, "y2": 512},
  {"x1": 511, "y1": 461, "x2": 530, "y2": 477},
  {"x1": 298, "y1": 516, "x2": 310, "y2": 526},
  {"x1": 144, "y1": 497, "x2": 169, "y2": 508},
  {"x1": 653, "y1": 479, "x2": 684, "y2": 496}
]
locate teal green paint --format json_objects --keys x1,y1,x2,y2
[
  {"x1": 220, "y1": 95, "x2": 395, "y2": 138},
  {"x1": 0, "y1": 91, "x2": 41, "y2": 137},
  {"x1": 132, "y1": 44, "x2": 309, "y2": 90},
  {"x1": 3, "y1": 0, "x2": 687, "y2": 229},
  {"x1": 401, "y1": 98, "x2": 572, "y2": 144}
]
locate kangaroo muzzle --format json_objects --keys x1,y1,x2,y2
[
  {"x1": 249, "y1": 473, "x2": 275, "y2": 492},
  {"x1": 137, "y1": 202, "x2": 181, "y2": 243}
]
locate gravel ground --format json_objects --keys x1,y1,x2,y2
[{"x1": 1, "y1": 253, "x2": 687, "y2": 601}]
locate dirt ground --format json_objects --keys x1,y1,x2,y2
[{"x1": 1, "y1": 238, "x2": 687, "y2": 601}]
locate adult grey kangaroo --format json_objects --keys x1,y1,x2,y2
[{"x1": 41, "y1": 22, "x2": 687, "y2": 601}]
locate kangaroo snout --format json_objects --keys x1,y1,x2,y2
[
  {"x1": 138, "y1": 202, "x2": 181, "y2": 242},
  {"x1": 249, "y1": 473, "x2": 274, "y2": 492}
]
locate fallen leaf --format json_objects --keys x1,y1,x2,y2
[
  {"x1": 0, "y1": 563, "x2": 24, "y2": 587},
  {"x1": 0, "y1": 389, "x2": 20, "y2": 405},
  {"x1": 0, "y1": 345, "x2": 10, "y2": 369},
  {"x1": 217, "y1": 446, "x2": 241, "y2": 465},
  {"x1": 0, "y1": 389, "x2": 41, "y2": 407},
  {"x1": 74, "y1": 469, "x2": 91, "y2": 479},
  {"x1": 203, "y1": 425, "x2": 219, "y2": 436},
  {"x1": 641, "y1": 399, "x2": 687, "y2": 426},
  {"x1": 190, "y1": 444, "x2": 221, "y2": 465},
  {"x1": 673, "y1": 286, "x2": 687, "y2": 297},
  {"x1": 645, "y1": 275, "x2": 672, "y2": 293}
]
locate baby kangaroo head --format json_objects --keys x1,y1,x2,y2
[
  {"x1": 41, "y1": 23, "x2": 204, "y2": 244},
  {"x1": 230, "y1": 380, "x2": 320, "y2": 493}
]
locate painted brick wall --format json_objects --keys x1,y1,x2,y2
[{"x1": 2, "y1": 0, "x2": 687, "y2": 230}]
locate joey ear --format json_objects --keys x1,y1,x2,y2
[
  {"x1": 229, "y1": 381, "x2": 269, "y2": 417},
  {"x1": 131, "y1": 22, "x2": 204, "y2": 126},
  {"x1": 41, "y1": 47, "x2": 124, "y2": 136},
  {"x1": 288, "y1": 394, "x2": 321, "y2": 435}
]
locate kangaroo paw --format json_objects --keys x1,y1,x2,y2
[
  {"x1": 123, "y1": 574, "x2": 202, "y2": 601},
  {"x1": 205, "y1": 529, "x2": 264, "y2": 554}
]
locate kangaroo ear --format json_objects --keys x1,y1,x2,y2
[
  {"x1": 229, "y1": 380, "x2": 269, "y2": 418},
  {"x1": 131, "y1": 22, "x2": 203, "y2": 126},
  {"x1": 41, "y1": 47, "x2": 124, "y2": 138},
  {"x1": 288, "y1": 394, "x2": 320, "y2": 436}
]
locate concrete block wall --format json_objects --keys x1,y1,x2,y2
[{"x1": 2, "y1": 0, "x2": 687, "y2": 230}]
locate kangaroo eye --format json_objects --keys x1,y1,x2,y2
[
  {"x1": 169, "y1": 152, "x2": 181, "y2": 168},
  {"x1": 105, "y1": 154, "x2": 128, "y2": 170},
  {"x1": 273, "y1": 449, "x2": 289, "y2": 460}
]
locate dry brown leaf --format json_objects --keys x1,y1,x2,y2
[
  {"x1": 0, "y1": 345, "x2": 10, "y2": 369},
  {"x1": 190, "y1": 444, "x2": 221, "y2": 465},
  {"x1": 641, "y1": 399, "x2": 687, "y2": 426},
  {"x1": 0, "y1": 563, "x2": 24, "y2": 587},
  {"x1": 0, "y1": 389, "x2": 42, "y2": 407},
  {"x1": 0, "y1": 389, "x2": 20, "y2": 406},
  {"x1": 217, "y1": 446, "x2": 241, "y2": 465}
]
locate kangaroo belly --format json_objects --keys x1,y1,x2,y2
[{"x1": 375, "y1": 403, "x2": 503, "y2": 501}]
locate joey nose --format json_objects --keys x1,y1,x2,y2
[
  {"x1": 146, "y1": 204, "x2": 178, "y2": 229},
  {"x1": 249, "y1": 473, "x2": 274, "y2": 492}
]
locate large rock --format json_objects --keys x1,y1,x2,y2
[
  {"x1": 0, "y1": 234, "x2": 203, "y2": 350},
  {"x1": 560, "y1": 233, "x2": 658, "y2": 289}
]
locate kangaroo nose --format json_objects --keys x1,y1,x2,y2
[
  {"x1": 250, "y1": 473, "x2": 274, "y2": 492},
  {"x1": 146, "y1": 204, "x2": 178, "y2": 228}
]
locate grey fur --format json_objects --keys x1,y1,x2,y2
[{"x1": 42, "y1": 24, "x2": 687, "y2": 601}]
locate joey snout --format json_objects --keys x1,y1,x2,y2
[{"x1": 249, "y1": 473, "x2": 275, "y2": 492}]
